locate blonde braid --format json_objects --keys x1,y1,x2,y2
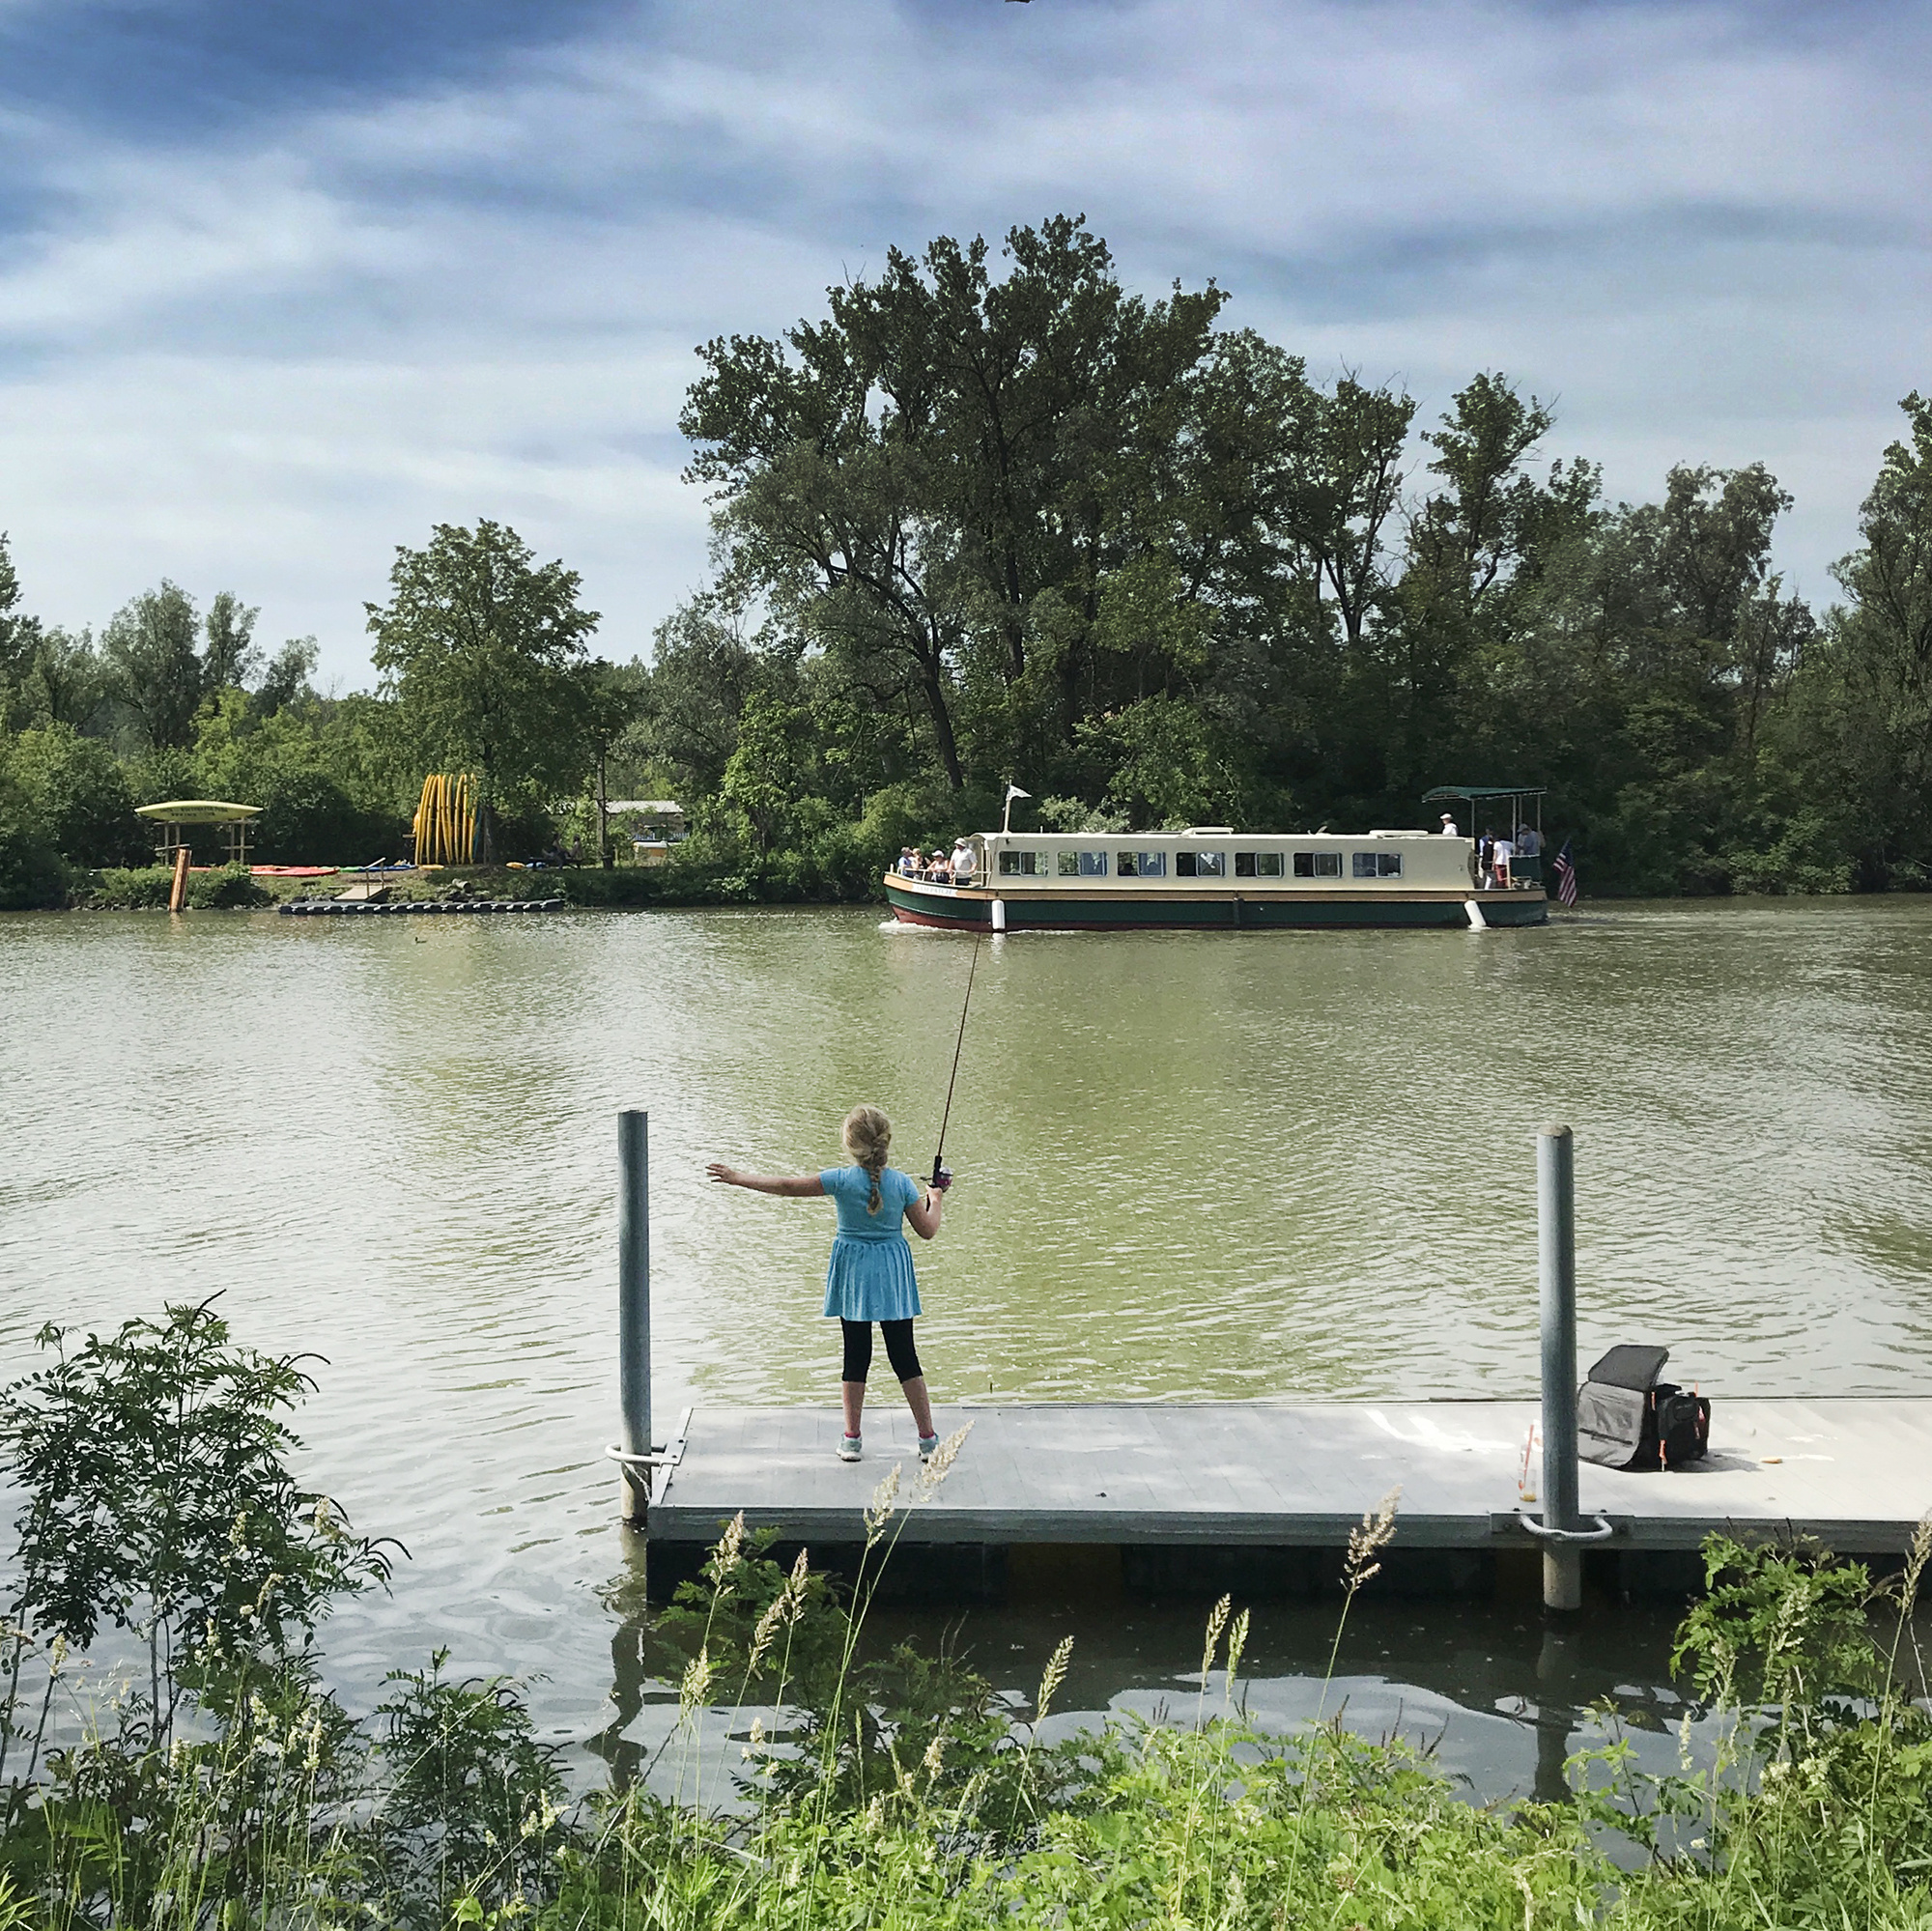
[{"x1": 841, "y1": 1105, "x2": 893, "y2": 1214}]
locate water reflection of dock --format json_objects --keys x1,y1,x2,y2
[{"x1": 639, "y1": 1398, "x2": 1932, "y2": 1604}]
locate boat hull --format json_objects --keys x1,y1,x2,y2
[{"x1": 884, "y1": 876, "x2": 1548, "y2": 930}]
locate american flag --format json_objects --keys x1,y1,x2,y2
[{"x1": 1551, "y1": 838, "x2": 1578, "y2": 908}]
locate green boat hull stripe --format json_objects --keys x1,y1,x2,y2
[{"x1": 884, "y1": 880, "x2": 1548, "y2": 930}]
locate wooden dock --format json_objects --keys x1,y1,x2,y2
[{"x1": 641, "y1": 1399, "x2": 1932, "y2": 1603}]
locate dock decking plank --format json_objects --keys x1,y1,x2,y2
[{"x1": 648, "y1": 1400, "x2": 1932, "y2": 1554}]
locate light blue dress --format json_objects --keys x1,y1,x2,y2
[{"x1": 818, "y1": 1165, "x2": 923, "y2": 1321}]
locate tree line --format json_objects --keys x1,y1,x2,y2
[
  {"x1": 0, "y1": 523, "x2": 639, "y2": 903},
  {"x1": 4, "y1": 213, "x2": 1930, "y2": 907}
]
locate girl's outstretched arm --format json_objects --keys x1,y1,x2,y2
[
  {"x1": 905, "y1": 1184, "x2": 947, "y2": 1239},
  {"x1": 706, "y1": 1164, "x2": 825, "y2": 1197}
]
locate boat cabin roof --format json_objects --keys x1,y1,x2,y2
[
  {"x1": 1420, "y1": 784, "x2": 1547, "y2": 802},
  {"x1": 979, "y1": 827, "x2": 1435, "y2": 845}
]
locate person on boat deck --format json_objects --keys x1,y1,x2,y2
[
  {"x1": 1516, "y1": 823, "x2": 1543, "y2": 858},
  {"x1": 950, "y1": 838, "x2": 976, "y2": 883},
  {"x1": 896, "y1": 847, "x2": 918, "y2": 876},
  {"x1": 706, "y1": 1104, "x2": 948, "y2": 1463},
  {"x1": 926, "y1": 849, "x2": 951, "y2": 881},
  {"x1": 1492, "y1": 833, "x2": 1514, "y2": 885},
  {"x1": 1438, "y1": 812, "x2": 1460, "y2": 836},
  {"x1": 1477, "y1": 832, "x2": 1495, "y2": 887}
]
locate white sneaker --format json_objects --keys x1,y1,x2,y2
[{"x1": 838, "y1": 1434, "x2": 863, "y2": 1462}]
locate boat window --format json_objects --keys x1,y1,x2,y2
[
  {"x1": 1293, "y1": 851, "x2": 1343, "y2": 878},
  {"x1": 1352, "y1": 852, "x2": 1404, "y2": 879},
  {"x1": 1117, "y1": 850, "x2": 1168, "y2": 878},
  {"x1": 997, "y1": 850, "x2": 1039, "y2": 877},
  {"x1": 1236, "y1": 852, "x2": 1284, "y2": 878},
  {"x1": 1056, "y1": 850, "x2": 1109, "y2": 877},
  {"x1": 1176, "y1": 851, "x2": 1226, "y2": 878}
]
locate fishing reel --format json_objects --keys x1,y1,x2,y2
[{"x1": 928, "y1": 1162, "x2": 953, "y2": 1191}]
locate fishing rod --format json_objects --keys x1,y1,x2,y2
[{"x1": 929, "y1": 931, "x2": 982, "y2": 1189}]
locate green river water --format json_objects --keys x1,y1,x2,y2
[{"x1": 4, "y1": 898, "x2": 1929, "y2": 1796}]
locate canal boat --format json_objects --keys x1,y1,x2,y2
[{"x1": 884, "y1": 789, "x2": 1550, "y2": 932}]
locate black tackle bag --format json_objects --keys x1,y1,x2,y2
[{"x1": 1576, "y1": 1344, "x2": 1711, "y2": 1471}]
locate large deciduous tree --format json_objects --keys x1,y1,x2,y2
[
  {"x1": 367, "y1": 521, "x2": 599, "y2": 860},
  {"x1": 99, "y1": 581, "x2": 264, "y2": 753},
  {"x1": 680, "y1": 217, "x2": 1238, "y2": 791},
  {"x1": 201, "y1": 590, "x2": 262, "y2": 692},
  {"x1": 103, "y1": 582, "x2": 204, "y2": 751},
  {"x1": 1814, "y1": 393, "x2": 1932, "y2": 880},
  {"x1": 572, "y1": 657, "x2": 645, "y2": 866},
  {"x1": 0, "y1": 533, "x2": 41, "y2": 720}
]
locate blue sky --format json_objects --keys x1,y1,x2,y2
[{"x1": 1, "y1": 0, "x2": 1926, "y2": 685}]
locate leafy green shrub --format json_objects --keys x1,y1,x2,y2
[
  {"x1": 0, "y1": 1301, "x2": 391, "y2": 1926},
  {"x1": 85, "y1": 864, "x2": 271, "y2": 909},
  {"x1": 127, "y1": 744, "x2": 201, "y2": 809},
  {"x1": 186, "y1": 862, "x2": 271, "y2": 908},
  {"x1": 0, "y1": 1300, "x2": 392, "y2": 1732},
  {"x1": 5, "y1": 723, "x2": 144, "y2": 866},
  {"x1": 369, "y1": 1651, "x2": 570, "y2": 1917},
  {"x1": 1574, "y1": 1530, "x2": 1932, "y2": 1928},
  {"x1": 558, "y1": 866, "x2": 667, "y2": 907},
  {"x1": 89, "y1": 864, "x2": 174, "y2": 908},
  {"x1": 1723, "y1": 808, "x2": 1859, "y2": 895},
  {"x1": 254, "y1": 766, "x2": 402, "y2": 866},
  {"x1": 0, "y1": 759, "x2": 69, "y2": 908}
]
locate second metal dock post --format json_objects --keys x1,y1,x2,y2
[
  {"x1": 618, "y1": 1109, "x2": 652, "y2": 1524},
  {"x1": 1537, "y1": 1123, "x2": 1582, "y2": 1609}
]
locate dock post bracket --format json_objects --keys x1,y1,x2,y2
[{"x1": 1514, "y1": 1510, "x2": 1614, "y2": 1545}]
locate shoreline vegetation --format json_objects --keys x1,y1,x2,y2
[
  {"x1": 3, "y1": 1303, "x2": 1929, "y2": 1929},
  {"x1": 8, "y1": 216, "x2": 1932, "y2": 916},
  {"x1": 39, "y1": 858, "x2": 1932, "y2": 916},
  {"x1": 61, "y1": 860, "x2": 793, "y2": 914}
]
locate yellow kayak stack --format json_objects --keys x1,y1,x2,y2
[{"x1": 412, "y1": 773, "x2": 477, "y2": 866}]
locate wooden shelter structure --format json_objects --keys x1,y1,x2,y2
[{"x1": 134, "y1": 800, "x2": 262, "y2": 868}]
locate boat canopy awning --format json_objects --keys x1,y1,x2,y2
[{"x1": 1421, "y1": 785, "x2": 1547, "y2": 803}]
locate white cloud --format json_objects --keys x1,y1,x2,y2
[{"x1": 0, "y1": 0, "x2": 1925, "y2": 679}]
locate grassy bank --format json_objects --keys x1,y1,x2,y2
[
  {"x1": 3, "y1": 1304, "x2": 1929, "y2": 1929},
  {"x1": 55, "y1": 860, "x2": 884, "y2": 912}
]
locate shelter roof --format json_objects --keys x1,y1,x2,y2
[{"x1": 134, "y1": 800, "x2": 262, "y2": 823}]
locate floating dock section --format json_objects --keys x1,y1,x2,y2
[
  {"x1": 641, "y1": 1398, "x2": 1932, "y2": 1603},
  {"x1": 278, "y1": 896, "x2": 565, "y2": 917}
]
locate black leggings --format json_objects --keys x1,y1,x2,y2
[{"x1": 841, "y1": 1319, "x2": 922, "y2": 1385}]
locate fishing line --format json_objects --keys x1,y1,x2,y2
[{"x1": 930, "y1": 932, "x2": 981, "y2": 1187}]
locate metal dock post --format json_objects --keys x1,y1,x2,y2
[
  {"x1": 1538, "y1": 1123, "x2": 1582, "y2": 1608},
  {"x1": 615, "y1": 1109, "x2": 653, "y2": 1524}
]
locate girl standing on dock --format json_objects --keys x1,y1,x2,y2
[{"x1": 707, "y1": 1105, "x2": 947, "y2": 1462}]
